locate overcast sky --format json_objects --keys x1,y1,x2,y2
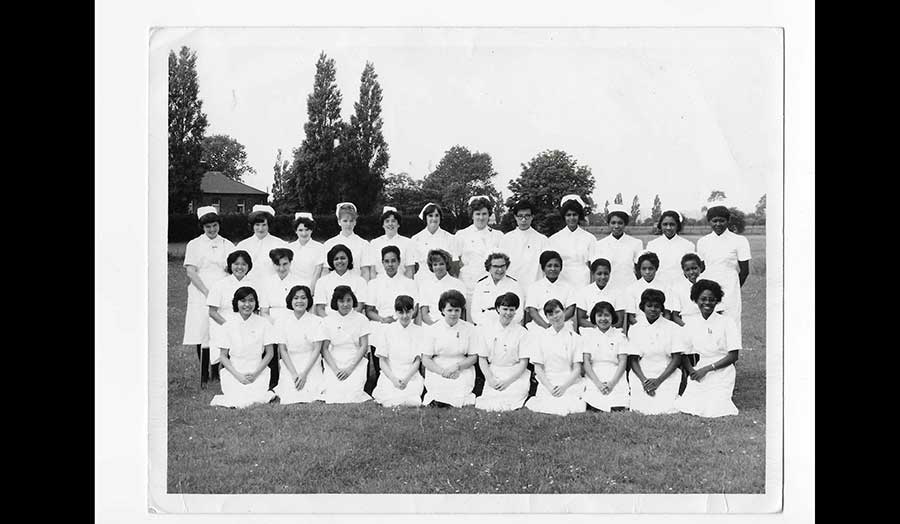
[{"x1": 156, "y1": 27, "x2": 781, "y2": 217}]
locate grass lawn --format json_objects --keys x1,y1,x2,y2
[{"x1": 166, "y1": 233, "x2": 768, "y2": 494}]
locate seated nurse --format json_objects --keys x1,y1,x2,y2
[
  {"x1": 524, "y1": 299, "x2": 586, "y2": 416},
  {"x1": 421, "y1": 289, "x2": 478, "y2": 408},
  {"x1": 272, "y1": 285, "x2": 327, "y2": 405},
  {"x1": 626, "y1": 288, "x2": 683, "y2": 415},
  {"x1": 371, "y1": 295, "x2": 425, "y2": 407},
  {"x1": 319, "y1": 285, "x2": 373, "y2": 404},
  {"x1": 210, "y1": 287, "x2": 277, "y2": 408},
  {"x1": 474, "y1": 292, "x2": 532, "y2": 412}
]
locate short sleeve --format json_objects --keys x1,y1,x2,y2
[
  {"x1": 524, "y1": 282, "x2": 541, "y2": 310},
  {"x1": 667, "y1": 324, "x2": 684, "y2": 355},
  {"x1": 206, "y1": 281, "x2": 222, "y2": 308},
  {"x1": 183, "y1": 239, "x2": 200, "y2": 267},
  {"x1": 614, "y1": 333, "x2": 629, "y2": 355},
  {"x1": 672, "y1": 323, "x2": 692, "y2": 355},
  {"x1": 355, "y1": 278, "x2": 369, "y2": 305},
  {"x1": 571, "y1": 334, "x2": 584, "y2": 363},
  {"x1": 354, "y1": 313, "x2": 372, "y2": 339},
  {"x1": 474, "y1": 327, "x2": 492, "y2": 358},
  {"x1": 524, "y1": 333, "x2": 544, "y2": 364},
  {"x1": 421, "y1": 327, "x2": 437, "y2": 357},
  {"x1": 724, "y1": 316, "x2": 742, "y2": 350},
  {"x1": 374, "y1": 326, "x2": 391, "y2": 358},
  {"x1": 632, "y1": 238, "x2": 644, "y2": 263},
  {"x1": 625, "y1": 329, "x2": 642, "y2": 356},
  {"x1": 625, "y1": 286, "x2": 639, "y2": 315},
  {"x1": 262, "y1": 320, "x2": 279, "y2": 346},
  {"x1": 313, "y1": 279, "x2": 329, "y2": 306},
  {"x1": 271, "y1": 317, "x2": 288, "y2": 344},
  {"x1": 668, "y1": 288, "x2": 683, "y2": 313},
  {"x1": 737, "y1": 235, "x2": 752, "y2": 262}
]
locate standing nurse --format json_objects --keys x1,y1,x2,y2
[
  {"x1": 548, "y1": 194, "x2": 596, "y2": 289},
  {"x1": 696, "y1": 204, "x2": 751, "y2": 344},
  {"x1": 182, "y1": 206, "x2": 235, "y2": 387},
  {"x1": 287, "y1": 212, "x2": 325, "y2": 292},
  {"x1": 645, "y1": 210, "x2": 695, "y2": 288},
  {"x1": 499, "y1": 199, "x2": 548, "y2": 286},
  {"x1": 235, "y1": 204, "x2": 286, "y2": 284},
  {"x1": 590, "y1": 203, "x2": 643, "y2": 295},
  {"x1": 455, "y1": 195, "x2": 503, "y2": 316}
]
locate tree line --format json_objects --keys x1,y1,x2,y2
[{"x1": 169, "y1": 46, "x2": 766, "y2": 232}]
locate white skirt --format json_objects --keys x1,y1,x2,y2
[
  {"x1": 582, "y1": 361, "x2": 630, "y2": 411},
  {"x1": 372, "y1": 369, "x2": 424, "y2": 407},
  {"x1": 627, "y1": 358, "x2": 680, "y2": 415},
  {"x1": 525, "y1": 370, "x2": 586, "y2": 416},
  {"x1": 273, "y1": 355, "x2": 325, "y2": 405},
  {"x1": 423, "y1": 367, "x2": 476, "y2": 407},
  {"x1": 475, "y1": 363, "x2": 531, "y2": 412},
  {"x1": 320, "y1": 346, "x2": 371, "y2": 404},
  {"x1": 675, "y1": 357, "x2": 738, "y2": 418},
  {"x1": 182, "y1": 302, "x2": 210, "y2": 346},
  {"x1": 210, "y1": 367, "x2": 274, "y2": 409}
]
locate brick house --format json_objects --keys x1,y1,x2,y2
[{"x1": 189, "y1": 171, "x2": 269, "y2": 214}]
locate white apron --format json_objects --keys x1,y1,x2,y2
[
  {"x1": 423, "y1": 357, "x2": 476, "y2": 407},
  {"x1": 525, "y1": 371, "x2": 586, "y2": 416},
  {"x1": 674, "y1": 356, "x2": 738, "y2": 417},
  {"x1": 627, "y1": 355, "x2": 680, "y2": 415},
  {"x1": 582, "y1": 360, "x2": 630, "y2": 411},
  {"x1": 475, "y1": 363, "x2": 531, "y2": 411}
]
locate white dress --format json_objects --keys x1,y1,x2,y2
[
  {"x1": 498, "y1": 227, "x2": 548, "y2": 286},
  {"x1": 182, "y1": 233, "x2": 234, "y2": 346},
  {"x1": 580, "y1": 328, "x2": 630, "y2": 411},
  {"x1": 674, "y1": 313, "x2": 741, "y2": 417},
  {"x1": 626, "y1": 316, "x2": 683, "y2": 415},
  {"x1": 260, "y1": 273, "x2": 306, "y2": 325},
  {"x1": 205, "y1": 275, "x2": 266, "y2": 364},
  {"x1": 367, "y1": 234, "x2": 417, "y2": 277},
  {"x1": 524, "y1": 326, "x2": 586, "y2": 415},
  {"x1": 645, "y1": 234, "x2": 696, "y2": 288},
  {"x1": 235, "y1": 233, "x2": 287, "y2": 285},
  {"x1": 548, "y1": 226, "x2": 596, "y2": 289},
  {"x1": 470, "y1": 275, "x2": 525, "y2": 327},
  {"x1": 321, "y1": 232, "x2": 371, "y2": 278},
  {"x1": 313, "y1": 271, "x2": 369, "y2": 317},
  {"x1": 623, "y1": 277, "x2": 670, "y2": 322},
  {"x1": 422, "y1": 319, "x2": 478, "y2": 407},
  {"x1": 474, "y1": 321, "x2": 531, "y2": 411},
  {"x1": 287, "y1": 239, "x2": 325, "y2": 288},
  {"x1": 696, "y1": 229, "x2": 751, "y2": 344},
  {"x1": 590, "y1": 233, "x2": 644, "y2": 295},
  {"x1": 454, "y1": 224, "x2": 503, "y2": 293},
  {"x1": 365, "y1": 272, "x2": 419, "y2": 347},
  {"x1": 210, "y1": 314, "x2": 277, "y2": 408},
  {"x1": 371, "y1": 322, "x2": 425, "y2": 407},
  {"x1": 319, "y1": 311, "x2": 372, "y2": 404},
  {"x1": 272, "y1": 312, "x2": 326, "y2": 404},
  {"x1": 411, "y1": 227, "x2": 459, "y2": 279},
  {"x1": 417, "y1": 272, "x2": 466, "y2": 323},
  {"x1": 524, "y1": 277, "x2": 576, "y2": 331}
]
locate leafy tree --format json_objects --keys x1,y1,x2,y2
[
  {"x1": 707, "y1": 190, "x2": 727, "y2": 203},
  {"x1": 271, "y1": 149, "x2": 289, "y2": 210},
  {"x1": 505, "y1": 149, "x2": 595, "y2": 234},
  {"x1": 755, "y1": 194, "x2": 767, "y2": 223},
  {"x1": 630, "y1": 195, "x2": 641, "y2": 224},
  {"x1": 421, "y1": 145, "x2": 501, "y2": 223},
  {"x1": 381, "y1": 172, "x2": 428, "y2": 215},
  {"x1": 614, "y1": 193, "x2": 623, "y2": 204},
  {"x1": 201, "y1": 134, "x2": 256, "y2": 182},
  {"x1": 650, "y1": 194, "x2": 662, "y2": 224},
  {"x1": 168, "y1": 46, "x2": 209, "y2": 213},
  {"x1": 345, "y1": 62, "x2": 388, "y2": 213}
]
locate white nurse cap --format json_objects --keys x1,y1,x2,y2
[
  {"x1": 335, "y1": 202, "x2": 357, "y2": 218},
  {"x1": 663, "y1": 209, "x2": 683, "y2": 222},
  {"x1": 382, "y1": 205, "x2": 398, "y2": 215},
  {"x1": 607, "y1": 203, "x2": 630, "y2": 217},
  {"x1": 559, "y1": 194, "x2": 586, "y2": 208},
  {"x1": 418, "y1": 202, "x2": 438, "y2": 221},
  {"x1": 251, "y1": 204, "x2": 276, "y2": 216},
  {"x1": 196, "y1": 205, "x2": 218, "y2": 219},
  {"x1": 295, "y1": 212, "x2": 313, "y2": 220},
  {"x1": 468, "y1": 195, "x2": 491, "y2": 206}
]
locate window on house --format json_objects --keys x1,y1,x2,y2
[
  {"x1": 213, "y1": 199, "x2": 221, "y2": 213},
  {"x1": 237, "y1": 199, "x2": 245, "y2": 214}
]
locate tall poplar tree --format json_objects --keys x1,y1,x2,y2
[
  {"x1": 168, "y1": 46, "x2": 208, "y2": 213},
  {"x1": 345, "y1": 62, "x2": 389, "y2": 212}
]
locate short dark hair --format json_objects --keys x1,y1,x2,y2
[
  {"x1": 589, "y1": 301, "x2": 619, "y2": 326},
  {"x1": 494, "y1": 292, "x2": 520, "y2": 310},
  {"x1": 511, "y1": 200, "x2": 534, "y2": 215},
  {"x1": 427, "y1": 249, "x2": 452, "y2": 271},
  {"x1": 635, "y1": 252, "x2": 660, "y2": 272},
  {"x1": 394, "y1": 294, "x2": 415, "y2": 313},
  {"x1": 706, "y1": 205, "x2": 731, "y2": 221},
  {"x1": 542, "y1": 298, "x2": 565, "y2": 316},
  {"x1": 226, "y1": 250, "x2": 253, "y2": 274},
  {"x1": 590, "y1": 258, "x2": 612, "y2": 274},
  {"x1": 293, "y1": 216, "x2": 316, "y2": 231},
  {"x1": 381, "y1": 245, "x2": 401, "y2": 261},
  {"x1": 560, "y1": 199, "x2": 585, "y2": 220},
  {"x1": 199, "y1": 212, "x2": 220, "y2": 226},
  {"x1": 680, "y1": 253, "x2": 703, "y2": 268},
  {"x1": 690, "y1": 279, "x2": 725, "y2": 303},
  {"x1": 269, "y1": 247, "x2": 294, "y2": 265},
  {"x1": 656, "y1": 210, "x2": 684, "y2": 233},
  {"x1": 248, "y1": 210, "x2": 273, "y2": 225},
  {"x1": 285, "y1": 285, "x2": 313, "y2": 310},
  {"x1": 381, "y1": 209, "x2": 402, "y2": 226},
  {"x1": 468, "y1": 197, "x2": 494, "y2": 216},
  {"x1": 421, "y1": 203, "x2": 443, "y2": 221},
  {"x1": 326, "y1": 244, "x2": 354, "y2": 271},
  {"x1": 638, "y1": 288, "x2": 666, "y2": 310},
  {"x1": 330, "y1": 285, "x2": 359, "y2": 311},
  {"x1": 438, "y1": 289, "x2": 466, "y2": 312},
  {"x1": 607, "y1": 210, "x2": 630, "y2": 226},
  {"x1": 231, "y1": 286, "x2": 260, "y2": 313},
  {"x1": 539, "y1": 250, "x2": 563, "y2": 270},
  {"x1": 484, "y1": 252, "x2": 510, "y2": 272}
]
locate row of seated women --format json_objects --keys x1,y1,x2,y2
[{"x1": 211, "y1": 277, "x2": 740, "y2": 419}]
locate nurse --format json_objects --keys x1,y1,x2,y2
[
  {"x1": 319, "y1": 286, "x2": 373, "y2": 404},
  {"x1": 498, "y1": 199, "x2": 548, "y2": 286},
  {"x1": 411, "y1": 203, "x2": 459, "y2": 281},
  {"x1": 474, "y1": 292, "x2": 532, "y2": 412},
  {"x1": 696, "y1": 204, "x2": 751, "y2": 344},
  {"x1": 365, "y1": 245, "x2": 418, "y2": 351},
  {"x1": 590, "y1": 203, "x2": 643, "y2": 295},
  {"x1": 455, "y1": 195, "x2": 503, "y2": 313},
  {"x1": 259, "y1": 248, "x2": 305, "y2": 324},
  {"x1": 575, "y1": 258, "x2": 625, "y2": 332},
  {"x1": 371, "y1": 295, "x2": 425, "y2": 407},
  {"x1": 367, "y1": 206, "x2": 417, "y2": 279},
  {"x1": 548, "y1": 194, "x2": 595, "y2": 289},
  {"x1": 209, "y1": 287, "x2": 277, "y2": 408},
  {"x1": 524, "y1": 299, "x2": 586, "y2": 416},
  {"x1": 272, "y1": 285, "x2": 326, "y2": 404},
  {"x1": 581, "y1": 301, "x2": 630, "y2": 412},
  {"x1": 421, "y1": 290, "x2": 478, "y2": 408},
  {"x1": 646, "y1": 210, "x2": 696, "y2": 288},
  {"x1": 626, "y1": 289, "x2": 683, "y2": 415},
  {"x1": 313, "y1": 244, "x2": 368, "y2": 318},
  {"x1": 182, "y1": 206, "x2": 235, "y2": 388},
  {"x1": 287, "y1": 212, "x2": 325, "y2": 292},
  {"x1": 235, "y1": 204, "x2": 286, "y2": 284},
  {"x1": 470, "y1": 253, "x2": 525, "y2": 327},
  {"x1": 524, "y1": 250, "x2": 576, "y2": 331},
  {"x1": 417, "y1": 249, "x2": 467, "y2": 326},
  {"x1": 321, "y1": 202, "x2": 372, "y2": 280},
  {"x1": 206, "y1": 250, "x2": 266, "y2": 389}
]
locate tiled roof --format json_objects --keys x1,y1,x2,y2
[{"x1": 200, "y1": 171, "x2": 268, "y2": 196}]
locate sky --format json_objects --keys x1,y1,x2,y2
[{"x1": 156, "y1": 27, "x2": 782, "y2": 217}]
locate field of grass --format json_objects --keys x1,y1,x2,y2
[{"x1": 166, "y1": 233, "x2": 768, "y2": 494}]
